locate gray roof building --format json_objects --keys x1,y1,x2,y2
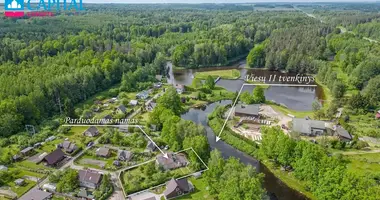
[
  {"x1": 79, "y1": 170, "x2": 103, "y2": 189},
  {"x1": 234, "y1": 104, "x2": 260, "y2": 117},
  {"x1": 118, "y1": 150, "x2": 133, "y2": 161},
  {"x1": 20, "y1": 147, "x2": 34, "y2": 155},
  {"x1": 60, "y1": 141, "x2": 78, "y2": 153},
  {"x1": 164, "y1": 178, "x2": 193, "y2": 199},
  {"x1": 83, "y1": 126, "x2": 99, "y2": 137},
  {"x1": 335, "y1": 126, "x2": 352, "y2": 141},
  {"x1": 19, "y1": 189, "x2": 52, "y2": 200},
  {"x1": 292, "y1": 118, "x2": 326, "y2": 136},
  {"x1": 156, "y1": 153, "x2": 189, "y2": 171},
  {"x1": 117, "y1": 105, "x2": 127, "y2": 113},
  {"x1": 96, "y1": 147, "x2": 110, "y2": 157}
]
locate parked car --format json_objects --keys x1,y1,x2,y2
[{"x1": 87, "y1": 141, "x2": 94, "y2": 147}]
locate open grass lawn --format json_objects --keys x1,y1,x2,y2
[
  {"x1": 176, "y1": 177, "x2": 215, "y2": 200},
  {"x1": 39, "y1": 139, "x2": 63, "y2": 153},
  {"x1": 347, "y1": 112, "x2": 380, "y2": 138},
  {"x1": 194, "y1": 69, "x2": 240, "y2": 80},
  {"x1": 345, "y1": 153, "x2": 380, "y2": 175},
  {"x1": 269, "y1": 103, "x2": 314, "y2": 118},
  {"x1": 8, "y1": 179, "x2": 36, "y2": 198},
  {"x1": 13, "y1": 160, "x2": 51, "y2": 172},
  {"x1": 76, "y1": 147, "x2": 120, "y2": 171},
  {"x1": 75, "y1": 84, "x2": 121, "y2": 109}
]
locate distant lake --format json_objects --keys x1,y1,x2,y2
[{"x1": 167, "y1": 61, "x2": 323, "y2": 111}]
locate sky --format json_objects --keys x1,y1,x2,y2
[{"x1": 0, "y1": 0, "x2": 378, "y2": 4}]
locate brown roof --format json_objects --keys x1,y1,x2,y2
[
  {"x1": 44, "y1": 149, "x2": 65, "y2": 165},
  {"x1": 79, "y1": 170, "x2": 102, "y2": 185}
]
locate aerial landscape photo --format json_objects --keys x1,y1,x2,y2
[{"x1": 0, "y1": 0, "x2": 380, "y2": 200}]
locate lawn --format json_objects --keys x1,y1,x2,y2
[
  {"x1": 194, "y1": 69, "x2": 240, "y2": 80},
  {"x1": 8, "y1": 179, "x2": 36, "y2": 198},
  {"x1": 269, "y1": 103, "x2": 314, "y2": 118},
  {"x1": 345, "y1": 153, "x2": 380, "y2": 175},
  {"x1": 176, "y1": 177, "x2": 215, "y2": 200},
  {"x1": 76, "y1": 147, "x2": 119, "y2": 171}
]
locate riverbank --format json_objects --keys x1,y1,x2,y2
[
  {"x1": 207, "y1": 105, "x2": 313, "y2": 200},
  {"x1": 194, "y1": 69, "x2": 241, "y2": 80}
]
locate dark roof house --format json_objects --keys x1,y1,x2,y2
[
  {"x1": 292, "y1": 118, "x2": 326, "y2": 136},
  {"x1": 164, "y1": 178, "x2": 193, "y2": 199},
  {"x1": 83, "y1": 126, "x2": 99, "y2": 137},
  {"x1": 156, "y1": 153, "x2": 189, "y2": 171},
  {"x1": 43, "y1": 148, "x2": 66, "y2": 166},
  {"x1": 146, "y1": 141, "x2": 157, "y2": 152},
  {"x1": 335, "y1": 126, "x2": 352, "y2": 141},
  {"x1": 96, "y1": 147, "x2": 110, "y2": 157},
  {"x1": 117, "y1": 105, "x2": 127, "y2": 114},
  {"x1": 118, "y1": 150, "x2": 133, "y2": 161},
  {"x1": 234, "y1": 104, "x2": 260, "y2": 117},
  {"x1": 79, "y1": 170, "x2": 103, "y2": 189}
]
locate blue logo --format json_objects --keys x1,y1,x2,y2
[{"x1": 4, "y1": 0, "x2": 24, "y2": 11}]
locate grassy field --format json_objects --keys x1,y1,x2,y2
[
  {"x1": 76, "y1": 147, "x2": 119, "y2": 171},
  {"x1": 269, "y1": 103, "x2": 314, "y2": 118},
  {"x1": 194, "y1": 69, "x2": 240, "y2": 80},
  {"x1": 177, "y1": 177, "x2": 215, "y2": 200},
  {"x1": 345, "y1": 153, "x2": 380, "y2": 175}
]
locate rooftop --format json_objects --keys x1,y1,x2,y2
[
  {"x1": 19, "y1": 189, "x2": 52, "y2": 200},
  {"x1": 79, "y1": 170, "x2": 102, "y2": 184},
  {"x1": 292, "y1": 118, "x2": 326, "y2": 134},
  {"x1": 234, "y1": 104, "x2": 260, "y2": 116}
]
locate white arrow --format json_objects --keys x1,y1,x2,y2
[
  {"x1": 137, "y1": 125, "x2": 168, "y2": 159},
  {"x1": 216, "y1": 83, "x2": 245, "y2": 142}
]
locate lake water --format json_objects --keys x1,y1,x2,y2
[
  {"x1": 167, "y1": 62, "x2": 323, "y2": 111},
  {"x1": 181, "y1": 100, "x2": 309, "y2": 200}
]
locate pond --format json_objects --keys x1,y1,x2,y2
[
  {"x1": 167, "y1": 62, "x2": 323, "y2": 111},
  {"x1": 181, "y1": 100, "x2": 309, "y2": 200}
]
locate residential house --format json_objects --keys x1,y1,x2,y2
[
  {"x1": 292, "y1": 118, "x2": 327, "y2": 136},
  {"x1": 175, "y1": 84, "x2": 185, "y2": 94},
  {"x1": 113, "y1": 160, "x2": 121, "y2": 167},
  {"x1": 102, "y1": 115, "x2": 113, "y2": 124},
  {"x1": 136, "y1": 91, "x2": 149, "y2": 100},
  {"x1": 78, "y1": 170, "x2": 103, "y2": 189},
  {"x1": 146, "y1": 102, "x2": 157, "y2": 112},
  {"x1": 20, "y1": 147, "x2": 34, "y2": 156},
  {"x1": 164, "y1": 178, "x2": 194, "y2": 199},
  {"x1": 43, "y1": 149, "x2": 66, "y2": 166},
  {"x1": 129, "y1": 100, "x2": 138, "y2": 106},
  {"x1": 156, "y1": 153, "x2": 189, "y2": 171},
  {"x1": 146, "y1": 141, "x2": 157, "y2": 152},
  {"x1": 15, "y1": 179, "x2": 25, "y2": 186},
  {"x1": 59, "y1": 141, "x2": 78, "y2": 154},
  {"x1": 234, "y1": 104, "x2": 260, "y2": 118},
  {"x1": 83, "y1": 126, "x2": 99, "y2": 137},
  {"x1": 96, "y1": 147, "x2": 110, "y2": 158},
  {"x1": 117, "y1": 105, "x2": 127, "y2": 114},
  {"x1": 19, "y1": 189, "x2": 52, "y2": 200},
  {"x1": 335, "y1": 126, "x2": 352, "y2": 142},
  {"x1": 118, "y1": 150, "x2": 133, "y2": 161}
]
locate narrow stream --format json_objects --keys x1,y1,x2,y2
[{"x1": 181, "y1": 100, "x2": 309, "y2": 200}]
